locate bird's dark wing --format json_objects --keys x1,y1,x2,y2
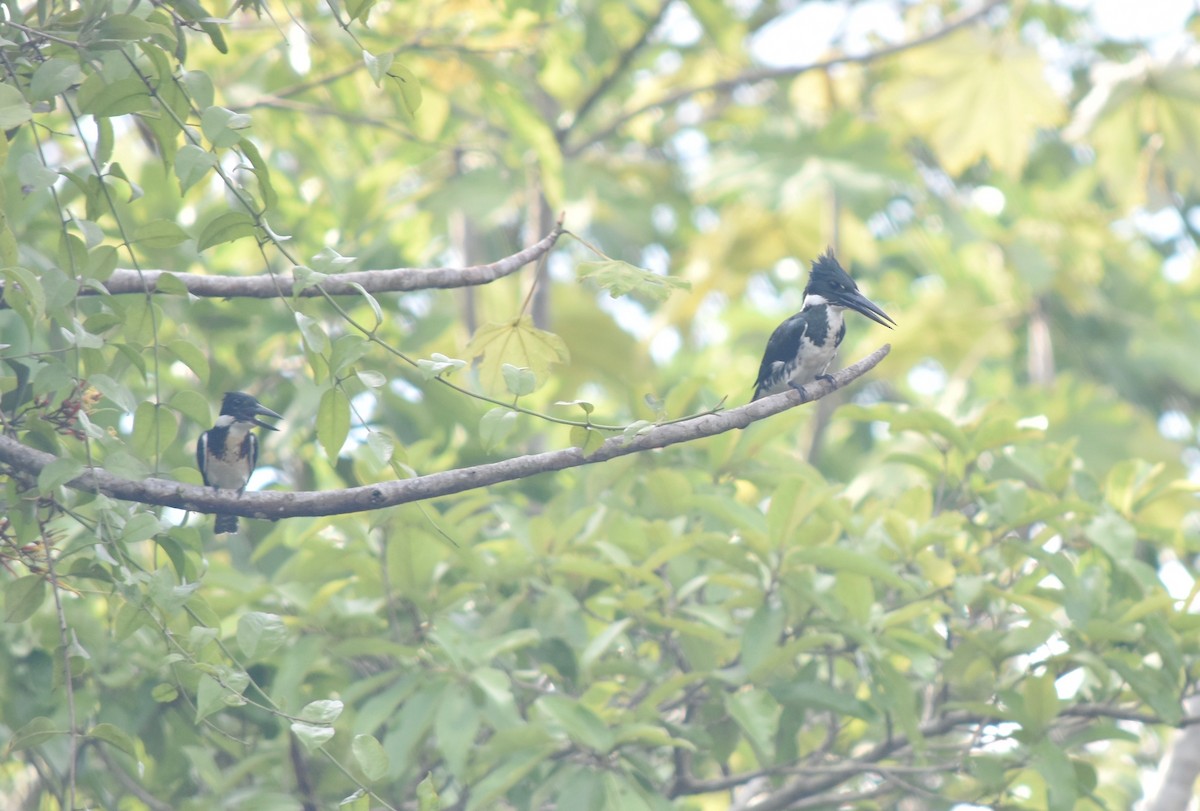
[
  {"x1": 246, "y1": 432, "x2": 259, "y2": 479},
  {"x1": 196, "y1": 430, "x2": 210, "y2": 486},
  {"x1": 753, "y1": 312, "x2": 809, "y2": 400}
]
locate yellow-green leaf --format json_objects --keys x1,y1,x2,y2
[
  {"x1": 577, "y1": 259, "x2": 691, "y2": 303},
  {"x1": 876, "y1": 30, "x2": 1063, "y2": 176},
  {"x1": 465, "y1": 317, "x2": 569, "y2": 397},
  {"x1": 352, "y1": 734, "x2": 390, "y2": 782},
  {"x1": 317, "y1": 388, "x2": 351, "y2": 460}
]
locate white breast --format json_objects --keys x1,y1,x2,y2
[
  {"x1": 204, "y1": 422, "x2": 254, "y2": 490},
  {"x1": 786, "y1": 306, "x2": 844, "y2": 386}
]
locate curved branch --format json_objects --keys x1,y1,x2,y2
[
  {"x1": 19, "y1": 223, "x2": 563, "y2": 302},
  {"x1": 565, "y1": 0, "x2": 1007, "y2": 156},
  {"x1": 0, "y1": 346, "x2": 891, "y2": 520}
]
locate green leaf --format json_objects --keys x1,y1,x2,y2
[
  {"x1": 435, "y1": 687, "x2": 480, "y2": 778},
  {"x1": 5, "y1": 717, "x2": 60, "y2": 753},
  {"x1": 365, "y1": 431, "x2": 395, "y2": 465},
  {"x1": 90, "y1": 374, "x2": 138, "y2": 414},
  {"x1": 174, "y1": 144, "x2": 217, "y2": 194},
  {"x1": 37, "y1": 457, "x2": 84, "y2": 495},
  {"x1": 352, "y1": 734, "x2": 390, "y2": 782},
  {"x1": 296, "y1": 311, "x2": 330, "y2": 356},
  {"x1": 329, "y1": 334, "x2": 368, "y2": 377},
  {"x1": 387, "y1": 62, "x2": 423, "y2": 120},
  {"x1": 1021, "y1": 671, "x2": 1060, "y2": 735},
  {"x1": 464, "y1": 747, "x2": 555, "y2": 811},
  {"x1": 535, "y1": 695, "x2": 613, "y2": 752},
  {"x1": 0, "y1": 267, "x2": 47, "y2": 335},
  {"x1": 151, "y1": 683, "x2": 178, "y2": 702},
  {"x1": 300, "y1": 699, "x2": 344, "y2": 723},
  {"x1": 238, "y1": 138, "x2": 278, "y2": 211},
  {"x1": 76, "y1": 76, "x2": 153, "y2": 117},
  {"x1": 170, "y1": 389, "x2": 212, "y2": 427},
  {"x1": 769, "y1": 680, "x2": 877, "y2": 720},
  {"x1": 363, "y1": 49, "x2": 394, "y2": 87},
  {"x1": 30, "y1": 58, "x2": 83, "y2": 101},
  {"x1": 725, "y1": 688, "x2": 780, "y2": 765},
  {"x1": 291, "y1": 722, "x2": 336, "y2": 752},
  {"x1": 465, "y1": 317, "x2": 569, "y2": 396},
  {"x1": 195, "y1": 674, "x2": 224, "y2": 722},
  {"x1": 579, "y1": 617, "x2": 632, "y2": 675},
  {"x1": 577, "y1": 259, "x2": 691, "y2": 303},
  {"x1": 167, "y1": 339, "x2": 210, "y2": 385},
  {"x1": 0, "y1": 83, "x2": 33, "y2": 129},
  {"x1": 740, "y1": 601, "x2": 785, "y2": 676},
  {"x1": 416, "y1": 353, "x2": 467, "y2": 379},
  {"x1": 237, "y1": 612, "x2": 288, "y2": 658},
  {"x1": 790, "y1": 547, "x2": 913, "y2": 594},
  {"x1": 356, "y1": 370, "x2": 386, "y2": 388},
  {"x1": 569, "y1": 425, "x2": 604, "y2": 456},
  {"x1": 317, "y1": 388, "x2": 351, "y2": 459},
  {"x1": 555, "y1": 399, "x2": 595, "y2": 415},
  {"x1": 346, "y1": 0, "x2": 377, "y2": 23},
  {"x1": 348, "y1": 282, "x2": 383, "y2": 331},
  {"x1": 1085, "y1": 511, "x2": 1137, "y2": 564},
  {"x1": 87, "y1": 723, "x2": 137, "y2": 755},
  {"x1": 766, "y1": 474, "x2": 832, "y2": 546},
  {"x1": 416, "y1": 772, "x2": 441, "y2": 811},
  {"x1": 479, "y1": 407, "x2": 517, "y2": 452},
  {"x1": 196, "y1": 211, "x2": 257, "y2": 252},
  {"x1": 134, "y1": 219, "x2": 190, "y2": 248},
  {"x1": 97, "y1": 12, "x2": 175, "y2": 42},
  {"x1": 1032, "y1": 739, "x2": 1079, "y2": 811},
  {"x1": 130, "y1": 401, "x2": 178, "y2": 458},
  {"x1": 201, "y1": 105, "x2": 252, "y2": 149},
  {"x1": 1108, "y1": 657, "x2": 1182, "y2": 725},
  {"x1": 501, "y1": 364, "x2": 536, "y2": 396},
  {"x1": 5, "y1": 575, "x2": 46, "y2": 623},
  {"x1": 16, "y1": 153, "x2": 59, "y2": 192}
]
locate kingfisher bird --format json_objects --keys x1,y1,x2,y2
[
  {"x1": 196, "y1": 391, "x2": 282, "y2": 534},
  {"x1": 752, "y1": 251, "x2": 895, "y2": 401}
]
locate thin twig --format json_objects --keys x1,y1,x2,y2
[{"x1": 566, "y1": 0, "x2": 1007, "y2": 155}]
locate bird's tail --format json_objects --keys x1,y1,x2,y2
[{"x1": 214, "y1": 514, "x2": 239, "y2": 534}]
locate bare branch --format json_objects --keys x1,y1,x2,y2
[
  {"x1": 566, "y1": 0, "x2": 1007, "y2": 155},
  {"x1": 0, "y1": 346, "x2": 891, "y2": 520},
  {"x1": 12, "y1": 223, "x2": 563, "y2": 302}
]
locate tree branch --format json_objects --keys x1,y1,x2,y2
[
  {"x1": 556, "y1": 0, "x2": 672, "y2": 145},
  {"x1": 6, "y1": 223, "x2": 564, "y2": 303},
  {"x1": 0, "y1": 346, "x2": 891, "y2": 520},
  {"x1": 565, "y1": 0, "x2": 1007, "y2": 156},
  {"x1": 682, "y1": 699, "x2": 1200, "y2": 807}
]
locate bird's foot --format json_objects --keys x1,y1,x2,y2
[{"x1": 816, "y1": 373, "x2": 835, "y2": 384}]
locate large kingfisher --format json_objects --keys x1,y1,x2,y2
[
  {"x1": 752, "y1": 251, "x2": 895, "y2": 401},
  {"x1": 196, "y1": 391, "x2": 283, "y2": 534}
]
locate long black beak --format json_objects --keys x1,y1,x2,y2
[
  {"x1": 252, "y1": 403, "x2": 283, "y2": 431},
  {"x1": 837, "y1": 288, "x2": 896, "y2": 329}
]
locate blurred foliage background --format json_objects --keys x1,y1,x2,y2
[{"x1": 4, "y1": 0, "x2": 1200, "y2": 808}]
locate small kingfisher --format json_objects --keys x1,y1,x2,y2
[
  {"x1": 196, "y1": 391, "x2": 282, "y2": 534},
  {"x1": 752, "y1": 251, "x2": 895, "y2": 401}
]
